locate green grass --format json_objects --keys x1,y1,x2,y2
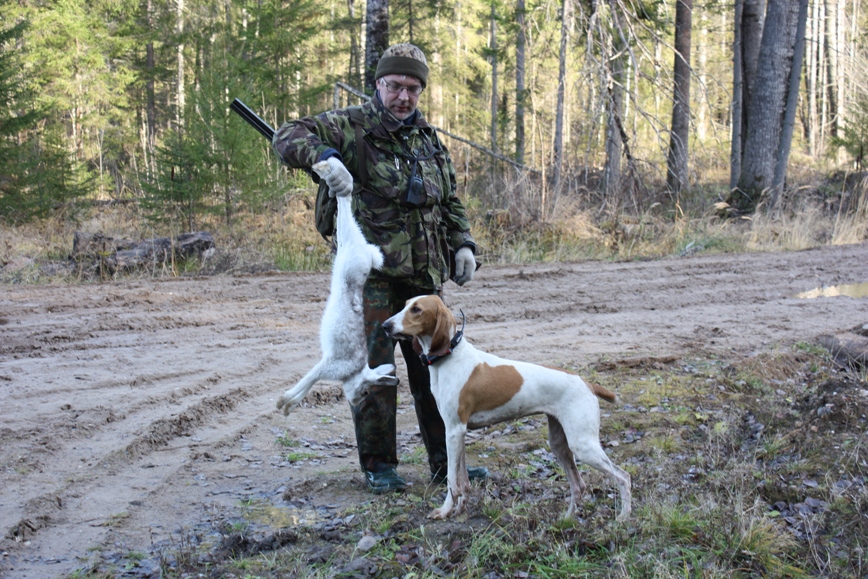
[
  {"x1": 275, "y1": 435, "x2": 299, "y2": 448},
  {"x1": 285, "y1": 451, "x2": 318, "y2": 463}
]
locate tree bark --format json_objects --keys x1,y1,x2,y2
[
  {"x1": 807, "y1": 0, "x2": 819, "y2": 156},
  {"x1": 735, "y1": 0, "x2": 803, "y2": 210},
  {"x1": 515, "y1": 0, "x2": 527, "y2": 167},
  {"x1": 489, "y1": 3, "x2": 498, "y2": 154},
  {"x1": 364, "y1": 0, "x2": 389, "y2": 95},
  {"x1": 824, "y1": 0, "x2": 838, "y2": 144},
  {"x1": 770, "y1": 0, "x2": 809, "y2": 210},
  {"x1": 666, "y1": 0, "x2": 692, "y2": 194},
  {"x1": 553, "y1": 0, "x2": 570, "y2": 188},
  {"x1": 146, "y1": 0, "x2": 156, "y2": 163},
  {"x1": 348, "y1": 0, "x2": 362, "y2": 90},
  {"x1": 603, "y1": 0, "x2": 626, "y2": 198},
  {"x1": 730, "y1": 0, "x2": 744, "y2": 189},
  {"x1": 177, "y1": 0, "x2": 185, "y2": 133},
  {"x1": 697, "y1": 4, "x2": 708, "y2": 141},
  {"x1": 741, "y1": 0, "x2": 766, "y2": 135}
]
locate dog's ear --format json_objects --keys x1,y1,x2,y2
[{"x1": 429, "y1": 299, "x2": 456, "y2": 355}]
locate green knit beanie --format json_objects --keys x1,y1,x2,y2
[{"x1": 375, "y1": 43, "x2": 429, "y2": 88}]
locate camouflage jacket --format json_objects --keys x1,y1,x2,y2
[{"x1": 272, "y1": 98, "x2": 475, "y2": 290}]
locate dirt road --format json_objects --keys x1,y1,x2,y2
[{"x1": 1, "y1": 243, "x2": 866, "y2": 578}]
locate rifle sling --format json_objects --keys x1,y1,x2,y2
[{"x1": 349, "y1": 107, "x2": 367, "y2": 189}]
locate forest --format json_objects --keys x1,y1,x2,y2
[{"x1": 0, "y1": 0, "x2": 866, "y2": 274}]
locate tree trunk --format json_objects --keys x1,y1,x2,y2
[
  {"x1": 741, "y1": 0, "x2": 765, "y2": 134},
  {"x1": 730, "y1": 0, "x2": 744, "y2": 189},
  {"x1": 770, "y1": 0, "x2": 809, "y2": 210},
  {"x1": 553, "y1": 0, "x2": 570, "y2": 188},
  {"x1": 735, "y1": 0, "x2": 803, "y2": 210},
  {"x1": 515, "y1": 0, "x2": 527, "y2": 167},
  {"x1": 177, "y1": 0, "x2": 185, "y2": 133},
  {"x1": 603, "y1": 0, "x2": 626, "y2": 198},
  {"x1": 146, "y1": 0, "x2": 156, "y2": 163},
  {"x1": 835, "y1": 0, "x2": 845, "y2": 152},
  {"x1": 364, "y1": 0, "x2": 389, "y2": 95},
  {"x1": 666, "y1": 0, "x2": 692, "y2": 194},
  {"x1": 697, "y1": 4, "x2": 708, "y2": 142},
  {"x1": 807, "y1": 0, "x2": 819, "y2": 156},
  {"x1": 348, "y1": 0, "x2": 362, "y2": 90},
  {"x1": 818, "y1": 0, "x2": 827, "y2": 148},
  {"x1": 823, "y1": 0, "x2": 838, "y2": 145},
  {"x1": 489, "y1": 3, "x2": 498, "y2": 153}
]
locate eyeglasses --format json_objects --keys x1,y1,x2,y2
[{"x1": 380, "y1": 79, "x2": 424, "y2": 96}]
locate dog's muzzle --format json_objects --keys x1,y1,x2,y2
[{"x1": 382, "y1": 319, "x2": 407, "y2": 340}]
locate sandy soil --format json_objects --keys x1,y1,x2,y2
[{"x1": 1, "y1": 243, "x2": 867, "y2": 578}]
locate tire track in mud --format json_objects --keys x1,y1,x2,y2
[
  {"x1": 0, "y1": 358, "x2": 300, "y2": 577},
  {"x1": 0, "y1": 276, "x2": 327, "y2": 577}
]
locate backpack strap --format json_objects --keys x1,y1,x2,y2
[{"x1": 347, "y1": 107, "x2": 367, "y2": 189}]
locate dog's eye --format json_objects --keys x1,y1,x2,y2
[{"x1": 411, "y1": 306, "x2": 421, "y2": 314}]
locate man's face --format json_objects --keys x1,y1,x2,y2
[{"x1": 377, "y1": 74, "x2": 424, "y2": 120}]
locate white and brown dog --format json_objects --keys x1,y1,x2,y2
[{"x1": 383, "y1": 295, "x2": 631, "y2": 520}]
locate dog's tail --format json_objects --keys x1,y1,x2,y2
[{"x1": 589, "y1": 382, "x2": 617, "y2": 403}]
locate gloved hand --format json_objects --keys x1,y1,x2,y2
[
  {"x1": 324, "y1": 157, "x2": 353, "y2": 198},
  {"x1": 453, "y1": 246, "x2": 476, "y2": 286}
]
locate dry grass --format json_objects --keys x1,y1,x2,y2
[{"x1": 2, "y1": 171, "x2": 867, "y2": 283}]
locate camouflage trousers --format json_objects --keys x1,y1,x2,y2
[{"x1": 350, "y1": 278, "x2": 448, "y2": 475}]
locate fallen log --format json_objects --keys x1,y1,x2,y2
[
  {"x1": 595, "y1": 355, "x2": 680, "y2": 371},
  {"x1": 72, "y1": 231, "x2": 216, "y2": 273},
  {"x1": 818, "y1": 328, "x2": 868, "y2": 371}
]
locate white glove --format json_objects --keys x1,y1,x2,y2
[
  {"x1": 323, "y1": 157, "x2": 353, "y2": 198},
  {"x1": 453, "y1": 246, "x2": 476, "y2": 286}
]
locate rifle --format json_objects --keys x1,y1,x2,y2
[{"x1": 230, "y1": 98, "x2": 274, "y2": 141}]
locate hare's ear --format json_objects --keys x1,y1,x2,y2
[{"x1": 429, "y1": 299, "x2": 455, "y2": 355}]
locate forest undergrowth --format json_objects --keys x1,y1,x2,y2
[{"x1": 1, "y1": 170, "x2": 866, "y2": 284}]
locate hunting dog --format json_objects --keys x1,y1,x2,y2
[
  {"x1": 383, "y1": 295, "x2": 632, "y2": 520},
  {"x1": 276, "y1": 161, "x2": 398, "y2": 415}
]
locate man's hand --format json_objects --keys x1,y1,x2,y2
[
  {"x1": 453, "y1": 247, "x2": 476, "y2": 286},
  {"x1": 324, "y1": 157, "x2": 353, "y2": 197}
]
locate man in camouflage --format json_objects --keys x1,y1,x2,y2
[{"x1": 272, "y1": 43, "x2": 487, "y2": 493}]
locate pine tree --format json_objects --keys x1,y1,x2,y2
[{"x1": 0, "y1": 9, "x2": 90, "y2": 222}]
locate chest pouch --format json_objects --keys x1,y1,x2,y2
[
  {"x1": 399, "y1": 136, "x2": 441, "y2": 208},
  {"x1": 405, "y1": 158, "x2": 425, "y2": 207}
]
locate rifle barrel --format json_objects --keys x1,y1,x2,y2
[{"x1": 230, "y1": 99, "x2": 275, "y2": 142}]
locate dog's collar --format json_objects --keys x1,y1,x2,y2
[{"x1": 419, "y1": 310, "x2": 465, "y2": 367}]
